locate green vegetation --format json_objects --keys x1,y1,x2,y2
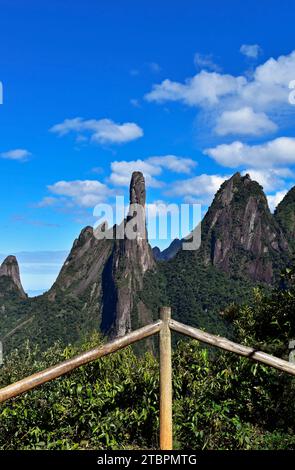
[
  {"x1": 0, "y1": 335, "x2": 159, "y2": 450},
  {"x1": 0, "y1": 292, "x2": 100, "y2": 354},
  {"x1": 224, "y1": 266, "x2": 295, "y2": 357},
  {"x1": 1, "y1": 267, "x2": 295, "y2": 450},
  {"x1": 140, "y1": 251, "x2": 259, "y2": 338}
]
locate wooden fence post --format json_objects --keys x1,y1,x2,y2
[{"x1": 159, "y1": 306, "x2": 173, "y2": 450}]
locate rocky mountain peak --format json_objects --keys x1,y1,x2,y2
[
  {"x1": 200, "y1": 172, "x2": 289, "y2": 283},
  {"x1": 0, "y1": 255, "x2": 27, "y2": 298},
  {"x1": 274, "y1": 186, "x2": 295, "y2": 253},
  {"x1": 73, "y1": 225, "x2": 94, "y2": 248},
  {"x1": 102, "y1": 171, "x2": 155, "y2": 337},
  {"x1": 129, "y1": 171, "x2": 146, "y2": 206},
  {"x1": 47, "y1": 171, "x2": 155, "y2": 339}
]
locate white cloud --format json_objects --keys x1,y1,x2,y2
[
  {"x1": 48, "y1": 180, "x2": 112, "y2": 207},
  {"x1": 145, "y1": 71, "x2": 246, "y2": 106},
  {"x1": 194, "y1": 53, "x2": 220, "y2": 71},
  {"x1": 110, "y1": 155, "x2": 197, "y2": 187},
  {"x1": 242, "y1": 168, "x2": 293, "y2": 191},
  {"x1": 110, "y1": 160, "x2": 162, "y2": 187},
  {"x1": 240, "y1": 44, "x2": 262, "y2": 59},
  {"x1": 215, "y1": 106, "x2": 277, "y2": 136},
  {"x1": 167, "y1": 173, "x2": 228, "y2": 204},
  {"x1": 50, "y1": 117, "x2": 143, "y2": 144},
  {"x1": 238, "y1": 52, "x2": 295, "y2": 108},
  {"x1": 0, "y1": 149, "x2": 31, "y2": 160},
  {"x1": 148, "y1": 155, "x2": 196, "y2": 173},
  {"x1": 165, "y1": 169, "x2": 293, "y2": 209},
  {"x1": 204, "y1": 137, "x2": 295, "y2": 168},
  {"x1": 145, "y1": 50, "x2": 295, "y2": 135},
  {"x1": 267, "y1": 190, "x2": 288, "y2": 212},
  {"x1": 146, "y1": 50, "x2": 295, "y2": 110}
]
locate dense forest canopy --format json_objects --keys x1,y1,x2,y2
[{"x1": 1, "y1": 267, "x2": 295, "y2": 450}]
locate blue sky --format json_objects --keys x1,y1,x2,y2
[{"x1": 1, "y1": 0, "x2": 295, "y2": 293}]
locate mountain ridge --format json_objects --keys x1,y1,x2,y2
[{"x1": 1, "y1": 171, "x2": 295, "y2": 353}]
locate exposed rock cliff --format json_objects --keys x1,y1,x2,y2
[
  {"x1": 274, "y1": 186, "x2": 295, "y2": 254},
  {"x1": 47, "y1": 171, "x2": 155, "y2": 338},
  {"x1": 4, "y1": 170, "x2": 295, "y2": 355},
  {"x1": 48, "y1": 227, "x2": 113, "y2": 301},
  {"x1": 46, "y1": 225, "x2": 114, "y2": 341},
  {"x1": 102, "y1": 171, "x2": 155, "y2": 337},
  {"x1": 0, "y1": 256, "x2": 27, "y2": 298},
  {"x1": 199, "y1": 172, "x2": 289, "y2": 283}
]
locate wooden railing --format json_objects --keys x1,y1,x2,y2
[{"x1": 1, "y1": 306, "x2": 295, "y2": 450}]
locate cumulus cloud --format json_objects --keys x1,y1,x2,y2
[
  {"x1": 50, "y1": 117, "x2": 143, "y2": 144},
  {"x1": 48, "y1": 180, "x2": 112, "y2": 207},
  {"x1": 0, "y1": 149, "x2": 31, "y2": 160},
  {"x1": 203, "y1": 139, "x2": 295, "y2": 207},
  {"x1": 110, "y1": 155, "x2": 197, "y2": 187},
  {"x1": 145, "y1": 50, "x2": 295, "y2": 135},
  {"x1": 204, "y1": 137, "x2": 295, "y2": 168},
  {"x1": 242, "y1": 168, "x2": 293, "y2": 191},
  {"x1": 267, "y1": 190, "x2": 288, "y2": 212},
  {"x1": 240, "y1": 44, "x2": 262, "y2": 59},
  {"x1": 165, "y1": 169, "x2": 293, "y2": 209},
  {"x1": 146, "y1": 50, "x2": 295, "y2": 110},
  {"x1": 149, "y1": 155, "x2": 196, "y2": 173},
  {"x1": 215, "y1": 106, "x2": 277, "y2": 136},
  {"x1": 237, "y1": 52, "x2": 295, "y2": 109},
  {"x1": 110, "y1": 160, "x2": 162, "y2": 187},
  {"x1": 167, "y1": 173, "x2": 228, "y2": 204},
  {"x1": 145, "y1": 71, "x2": 245, "y2": 106}
]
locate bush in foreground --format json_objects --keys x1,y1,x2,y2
[{"x1": 1, "y1": 330, "x2": 295, "y2": 450}]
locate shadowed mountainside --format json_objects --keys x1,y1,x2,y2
[{"x1": 1, "y1": 171, "x2": 295, "y2": 353}]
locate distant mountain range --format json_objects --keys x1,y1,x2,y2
[{"x1": 1, "y1": 170, "x2": 295, "y2": 353}]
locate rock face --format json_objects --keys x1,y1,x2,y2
[
  {"x1": 101, "y1": 171, "x2": 155, "y2": 337},
  {"x1": 47, "y1": 171, "x2": 155, "y2": 338},
  {"x1": 48, "y1": 227, "x2": 113, "y2": 301},
  {"x1": 199, "y1": 172, "x2": 289, "y2": 283},
  {"x1": 129, "y1": 171, "x2": 146, "y2": 206},
  {"x1": 274, "y1": 186, "x2": 295, "y2": 254},
  {"x1": 5, "y1": 170, "x2": 295, "y2": 355},
  {"x1": 0, "y1": 256, "x2": 27, "y2": 298},
  {"x1": 153, "y1": 238, "x2": 182, "y2": 261}
]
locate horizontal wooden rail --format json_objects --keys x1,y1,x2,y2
[
  {"x1": 0, "y1": 320, "x2": 162, "y2": 404},
  {"x1": 169, "y1": 319, "x2": 295, "y2": 376},
  {"x1": 2, "y1": 309, "x2": 295, "y2": 451}
]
